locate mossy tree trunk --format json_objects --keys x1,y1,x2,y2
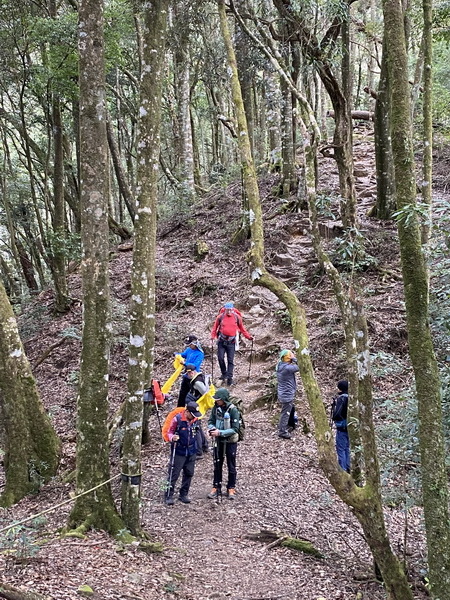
[
  {"x1": 0, "y1": 279, "x2": 59, "y2": 507},
  {"x1": 383, "y1": 0, "x2": 450, "y2": 596},
  {"x1": 68, "y1": 0, "x2": 123, "y2": 535},
  {"x1": 421, "y1": 0, "x2": 432, "y2": 243},
  {"x1": 120, "y1": 0, "x2": 169, "y2": 535},
  {"x1": 373, "y1": 35, "x2": 396, "y2": 219},
  {"x1": 219, "y1": 3, "x2": 413, "y2": 598}
]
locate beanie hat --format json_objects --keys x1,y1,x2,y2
[
  {"x1": 224, "y1": 302, "x2": 234, "y2": 309},
  {"x1": 337, "y1": 380, "x2": 348, "y2": 393},
  {"x1": 213, "y1": 387, "x2": 230, "y2": 401},
  {"x1": 279, "y1": 349, "x2": 291, "y2": 359}
]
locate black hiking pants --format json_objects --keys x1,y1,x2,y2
[
  {"x1": 212, "y1": 441, "x2": 237, "y2": 490},
  {"x1": 178, "y1": 375, "x2": 190, "y2": 407},
  {"x1": 217, "y1": 339, "x2": 235, "y2": 382},
  {"x1": 168, "y1": 452, "x2": 196, "y2": 499}
]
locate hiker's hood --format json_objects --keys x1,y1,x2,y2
[{"x1": 213, "y1": 387, "x2": 230, "y2": 402}]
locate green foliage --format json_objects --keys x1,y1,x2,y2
[
  {"x1": 61, "y1": 326, "x2": 81, "y2": 340},
  {"x1": 329, "y1": 228, "x2": 377, "y2": 272},
  {"x1": 392, "y1": 203, "x2": 430, "y2": 229},
  {"x1": 315, "y1": 193, "x2": 338, "y2": 219},
  {"x1": 275, "y1": 308, "x2": 292, "y2": 330},
  {"x1": 67, "y1": 370, "x2": 79, "y2": 387},
  {"x1": 18, "y1": 302, "x2": 51, "y2": 339},
  {"x1": 0, "y1": 517, "x2": 48, "y2": 562},
  {"x1": 47, "y1": 230, "x2": 81, "y2": 263},
  {"x1": 376, "y1": 392, "x2": 422, "y2": 507}
]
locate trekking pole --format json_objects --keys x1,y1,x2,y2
[
  {"x1": 166, "y1": 441, "x2": 177, "y2": 502},
  {"x1": 212, "y1": 437, "x2": 222, "y2": 503},
  {"x1": 247, "y1": 338, "x2": 254, "y2": 382},
  {"x1": 154, "y1": 401, "x2": 163, "y2": 436},
  {"x1": 211, "y1": 339, "x2": 214, "y2": 381}
]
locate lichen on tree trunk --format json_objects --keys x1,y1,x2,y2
[
  {"x1": 383, "y1": 0, "x2": 450, "y2": 595},
  {"x1": 121, "y1": 0, "x2": 169, "y2": 535},
  {"x1": 68, "y1": 0, "x2": 123, "y2": 535},
  {"x1": 0, "y1": 280, "x2": 60, "y2": 508}
]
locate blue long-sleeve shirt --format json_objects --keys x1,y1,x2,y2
[{"x1": 180, "y1": 347, "x2": 204, "y2": 373}]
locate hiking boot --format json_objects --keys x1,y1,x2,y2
[
  {"x1": 207, "y1": 487, "x2": 218, "y2": 499},
  {"x1": 278, "y1": 432, "x2": 292, "y2": 439},
  {"x1": 165, "y1": 496, "x2": 175, "y2": 506},
  {"x1": 227, "y1": 488, "x2": 236, "y2": 500},
  {"x1": 179, "y1": 496, "x2": 191, "y2": 504},
  {"x1": 227, "y1": 379, "x2": 234, "y2": 386},
  {"x1": 196, "y1": 454, "x2": 204, "y2": 460}
]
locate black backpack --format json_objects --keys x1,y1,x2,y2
[{"x1": 330, "y1": 393, "x2": 348, "y2": 430}]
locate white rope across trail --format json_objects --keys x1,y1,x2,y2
[{"x1": 0, "y1": 473, "x2": 121, "y2": 535}]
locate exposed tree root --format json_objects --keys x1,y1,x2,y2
[
  {"x1": 245, "y1": 529, "x2": 324, "y2": 558},
  {"x1": 0, "y1": 581, "x2": 50, "y2": 600}
]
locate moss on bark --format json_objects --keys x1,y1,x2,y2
[{"x1": 0, "y1": 280, "x2": 60, "y2": 508}]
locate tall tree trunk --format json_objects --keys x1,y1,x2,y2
[
  {"x1": 49, "y1": 0, "x2": 70, "y2": 313},
  {"x1": 219, "y1": 3, "x2": 413, "y2": 597},
  {"x1": 383, "y1": 0, "x2": 450, "y2": 596},
  {"x1": 68, "y1": 0, "x2": 123, "y2": 535},
  {"x1": 173, "y1": 9, "x2": 196, "y2": 204},
  {"x1": 0, "y1": 279, "x2": 59, "y2": 507},
  {"x1": 280, "y1": 70, "x2": 296, "y2": 197},
  {"x1": 121, "y1": 0, "x2": 169, "y2": 535},
  {"x1": 50, "y1": 94, "x2": 70, "y2": 312},
  {"x1": 421, "y1": 0, "x2": 432, "y2": 243},
  {"x1": 373, "y1": 36, "x2": 396, "y2": 219}
]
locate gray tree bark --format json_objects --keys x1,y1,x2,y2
[
  {"x1": 68, "y1": 0, "x2": 123, "y2": 535},
  {"x1": 0, "y1": 279, "x2": 59, "y2": 507},
  {"x1": 121, "y1": 0, "x2": 169, "y2": 534},
  {"x1": 383, "y1": 0, "x2": 450, "y2": 596}
]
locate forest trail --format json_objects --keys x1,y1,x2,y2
[{"x1": 0, "y1": 129, "x2": 428, "y2": 600}]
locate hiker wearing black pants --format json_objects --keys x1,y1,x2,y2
[
  {"x1": 165, "y1": 401, "x2": 202, "y2": 505},
  {"x1": 276, "y1": 349, "x2": 299, "y2": 439},
  {"x1": 207, "y1": 388, "x2": 240, "y2": 500},
  {"x1": 210, "y1": 302, "x2": 253, "y2": 386},
  {"x1": 176, "y1": 335, "x2": 204, "y2": 408},
  {"x1": 184, "y1": 364, "x2": 209, "y2": 458}
]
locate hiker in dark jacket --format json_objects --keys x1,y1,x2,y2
[
  {"x1": 177, "y1": 335, "x2": 204, "y2": 408},
  {"x1": 184, "y1": 364, "x2": 209, "y2": 458},
  {"x1": 207, "y1": 388, "x2": 240, "y2": 500},
  {"x1": 165, "y1": 400, "x2": 202, "y2": 505},
  {"x1": 276, "y1": 349, "x2": 299, "y2": 439},
  {"x1": 210, "y1": 301, "x2": 253, "y2": 386},
  {"x1": 332, "y1": 380, "x2": 350, "y2": 473}
]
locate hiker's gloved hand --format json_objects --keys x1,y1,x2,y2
[
  {"x1": 172, "y1": 434, "x2": 179, "y2": 442},
  {"x1": 209, "y1": 428, "x2": 220, "y2": 437}
]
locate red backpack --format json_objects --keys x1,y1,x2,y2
[
  {"x1": 143, "y1": 379, "x2": 166, "y2": 406},
  {"x1": 216, "y1": 307, "x2": 243, "y2": 331}
]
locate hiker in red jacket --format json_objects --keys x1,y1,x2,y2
[{"x1": 210, "y1": 302, "x2": 253, "y2": 386}]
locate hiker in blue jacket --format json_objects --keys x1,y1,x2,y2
[
  {"x1": 177, "y1": 335, "x2": 204, "y2": 407},
  {"x1": 276, "y1": 349, "x2": 299, "y2": 439},
  {"x1": 331, "y1": 380, "x2": 350, "y2": 473}
]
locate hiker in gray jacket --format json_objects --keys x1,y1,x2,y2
[{"x1": 276, "y1": 349, "x2": 299, "y2": 439}]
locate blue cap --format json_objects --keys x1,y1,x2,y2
[{"x1": 224, "y1": 302, "x2": 234, "y2": 309}]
